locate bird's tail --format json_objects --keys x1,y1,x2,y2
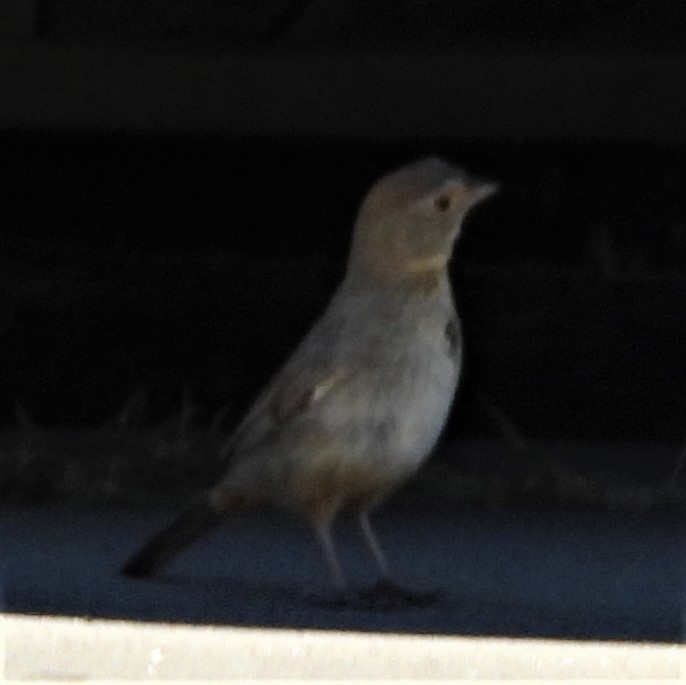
[{"x1": 121, "y1": 499, "x2": 224, "y2": 578}]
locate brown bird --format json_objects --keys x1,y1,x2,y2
[{"x1": 122, "y1": 158, "x2": 498, "y2": 605}]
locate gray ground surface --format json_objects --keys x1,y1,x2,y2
[{"x1": 1, "y1": 501, "x2": 684, "y2": 644}]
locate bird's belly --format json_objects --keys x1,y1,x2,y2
[
  {"x1": 336, "y1": 346, "x2": 460, "y2": 475},
  {"x1": 378, "y1": 362, "x2": 458, "y2": 467},
  {"x1": 286, "y1": 358, "x2": 459, "y2": 513},
  {"x1": 258, "y1": 336, "x2": 461, "y2": 514}
]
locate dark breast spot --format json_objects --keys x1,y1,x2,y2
[{"x1": 445, "y1": 317, "x2": 461, "y2": 357}]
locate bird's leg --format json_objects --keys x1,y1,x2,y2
[
  {"x1": 313, "y1": 520, "x2": 346, "y2": 590},
  {"x1": 312, "y1": 519, "x2": 374, "y2": 607},
  {"x1": 358, "y1": 510, "x2": 390, "y2": 578},
  {"x1": 357, "y1": 510, "x2": 442, "y2": 608}
]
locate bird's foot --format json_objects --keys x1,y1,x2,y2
[
  {"x1": 315, "y1": 579, "x2": 443, "y2": 609},
  {"x1": 357, "y1": 578, "x2": 444, "y2": 608}
]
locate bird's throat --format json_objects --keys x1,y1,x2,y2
[
  {"x1": 347, "y1": 252, "x2": 450, "y2": 294},
  {"x1": 406, "y1": 254, "x2": 449, "y2": 274}
]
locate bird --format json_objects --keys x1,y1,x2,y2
[{"x1": 121, "y1": 157, "x2": 498, "y2": 605}]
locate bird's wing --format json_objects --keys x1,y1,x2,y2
[
  {"x1": 221, "y1": 298, "x2": 371, "y2": 462},
  {"x1": 222, "y1": 361, "x2": 356, "y2": 460},
  {"x1": 271, "y1": 367, "x2": 350, "y2": 423}
]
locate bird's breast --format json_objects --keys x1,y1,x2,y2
[
  {"x1": 379, "y1": 321, "x2": 460, "y2": 468},
  {"x1": 326, "y1": 306, "x2": 462, "y2": 474}
]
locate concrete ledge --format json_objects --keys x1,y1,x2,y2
[
  {"x1": 3, "y1": 45, "x2": 686, "y2": 140},
  {"x1": 2, "y1": 614, "x2": 682, "y2": 680}
]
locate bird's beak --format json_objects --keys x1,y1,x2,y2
[{"x1": 465, "y1": 178, "x2": 500, "y2": 204}]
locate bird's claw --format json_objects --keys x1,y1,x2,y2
[
  {"x1": 319, "y1": 579, "x2": 443, "y2": 609},
  {"x1": 357, "y1": 578, "x2": 443, "y2": 608}
]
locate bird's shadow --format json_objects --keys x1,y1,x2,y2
[
  {"x1": 118, "y1": 569, "x2": 684, "y2": 644},
  {"x1": 153, "y1": 573, "x2": 445, "y2": 612}
]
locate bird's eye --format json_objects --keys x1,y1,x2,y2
[{"x1": 434, "y1": 195, "x2": 451, "y2": 212}]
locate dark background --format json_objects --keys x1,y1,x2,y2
[{"x1": 2, "y1": 0, "x2": 686, "y2": 502}]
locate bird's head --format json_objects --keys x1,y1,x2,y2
[{"x1": 348, "y1": 158, "x2": 498, "y2": 285}]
